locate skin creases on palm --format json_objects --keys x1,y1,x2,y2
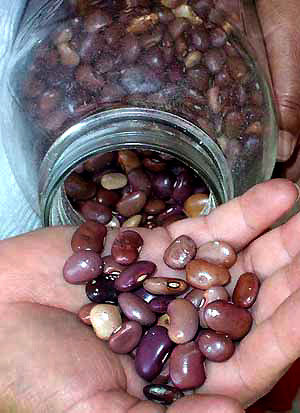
[{"x1": 0, "y1": 180, "x2": 300, "y2": 412}]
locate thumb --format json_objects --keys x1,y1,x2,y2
[
  {"x1": 168, "y1": 394, "x2": 245, "y2": 413},
  {"x1": 257, "y1": 0, "x2": 300, "y2": 161}
]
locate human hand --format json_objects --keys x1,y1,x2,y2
[{"x1": 0, "y1": 179, "x2": 299, "y2": 412}]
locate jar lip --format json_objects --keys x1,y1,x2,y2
[{"x1": 39, "y1": 108, "x2": 235, "y2": 226}]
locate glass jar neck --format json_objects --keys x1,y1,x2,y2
[{"x1": 39, "y1": 108, "x2": 234, "y2": 226}]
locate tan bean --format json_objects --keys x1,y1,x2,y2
[
  {"x1": 143, "y1": 277, "x2": 188, "y2": 295},
  {"x1": 90, "y1": 304, "x2": 122, "y2": 341},
  {"x1": 184, "y1": 194, "x2": 209, "y2": 217},
  {"x1": 122, "y1": 214, "x2": 142, "y2": 228},
  {"x1": 101, "y1": 173, "x2": 128, "y2": 190}
]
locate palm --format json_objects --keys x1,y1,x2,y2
[{"x1": 1, "y1": 180, "x2": 300, "y2": 412}]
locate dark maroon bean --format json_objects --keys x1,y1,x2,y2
[
  {"x1": 214, "y1": 66, "x2": 232, "y2": 87},
  {"x1": 121, "y1": 65, "x2": 162, "y2": 94},
  {"x1": 63, "y1": 251, "x2": 103, "y2": 284},
  {"x1": 96, "y1": 188, "x2": 120, "y2": 208},
  {"x1": 143, "y1": 157, "x2": 167, "y2": 172},
  {"x1": 204, "y1": 48, "x2": 226, "y2": 74},
  {"x1": 84, "y1": 152, "x2": 114, "y2": 173},
  {"x1": 111, "y1": 230, "x2": 143, "y2": 265},
  {"x1": 152, "y1": 172, "x2": 174, "y2": 200},
  {"x1": 64, "y1": 173, "x2": 96, "y2": 200},
  {"x1": 149, "y1": 296, "x2": 175, "y2": 313},
  {"x1": 156, "y1": 205, "x2": 183, "y2": 226},
  {"x1": 143, "y1": 277, "x2": 188, "y2": 295},
  {"x1": 128, "y1": 168, "x2": 152, "y2": 196},
  {"x1": 144, "y1": 199, "x2": 166, "y2": 215},
  {"x1": 191, "y1": 28, "x2": 210, "y2": 51},
  {"x1": 167, "y1": 299, "x2": 199, "y2": 344},
  {"x1": 122, "y1": 33, "x2": 141, "y2": 63},
  {"x1": 143, "y1": 384, "x2": 184, "y2": 405},
  {"x1": 227, "y1": 56, "x2": 248, "y2": 80},
  {"x1": 134, "y1": 287, "x2": 157, "y2": 303},
  {"x1": 199, "y1": 286, "x2": 230, "y2": 327},
  {"x1": 173, "y1": 171, "x2": 193, "y2": 203},
  {"x1": 80, "y1": 200, "x2": 112, "y2": 224},
  {"x1": 185, "y1": 289, "x2": 205, "y2": 309},
  {"x1": 175, "y1": 36, "x2": 188, "y2": 59},
  {"x1": 116, "y1": 191, "x2": 147, "y2": 217},
  {"x1": 103, "y1": 255, "x2": 128, "y2": 276},
  {"x1": 170, "y1": 341, "x2": 206, "y2": 390},
  {"x1": 193, "y1": 0, "x2": 214, "y2": 18},
  {"x1": 196, "y1": 240, "x2": 237, "y2": 268},
  {"x1": 41, "y1": 110, "x2": 68, "y2": 133},
  {"x1": 144, "y1": 47, "x2": 166, "y2": 70},
  {"x1": 232, "y1": 272, "x2": 260, "y2": 308},
  {"x1": 152, "y1": 360, "x2": 170, "y2": 384},
  {"x1": 118, "y1": 292, "x2": 156, "y2": 325},
  {"x1": 84, "y1": 9, "x2": 112, "y2": 33},
  {"x1": 86, "y1": 275, "x2": 118, "y2": 304},
  {"x1": 204, "y1": 300, "x2": 252, "y2": 340},
  {"x1": 210, "y1": 27, "x2": 227, "y2": 48},
  {"x1": 78, "y1": 303, "x2": 96, "y2": 325},
  {"x1": 135, "y1": 326, "x2": 173, "y2": 381},
  {"x1": 187, "y1": 67, "x2": 210, "y2": 91},
  {"x1": 71, "y1": 220, "x2": 107, "y2": 253},
  {"x1": 164, "y1": 235, "x2": 196, "y2": 270},
  {"x1": 186, "y1": 259, "x2": 231, "y2": 289},
  {"x1": 196, "y1": 329, "x2": 235, "y2": 362},
  {"x1": 109, "y1": 321, "x2": 143, "y2": 354},
  {"x1": 115, "y1": 261, "x2": 157, "y2": 292}
]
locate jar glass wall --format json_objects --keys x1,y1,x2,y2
[{"x1": 5, "y1": 0, "x2": 277, "y2": 226}]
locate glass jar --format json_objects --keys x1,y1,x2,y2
[{"x1": 5, "y1": 0, "x2": 277, "y2": 226}]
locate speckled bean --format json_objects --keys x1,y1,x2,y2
[
  {"x1": 115, "y1": 261, "x2": 157, "y2": 292},
  {"x1": 163, "y1": 235, "x2": 196, "y2": 269},
  {"x1": 118, "y1": 292, "x2": 156, "y2": 325},
  {"x1": 232, "y1": 272, "x2": 260, "y2": 308},
  {"x1": 167, "y1": 299, "x2": 199, "y2": 344},
  {"x1": 186, "y1": 259, "x2": 231, "y2": 289},
  {"x1": 109, "y1": 320, "x2": 143, "y2": 354},
  {"x1": 196, "y1": 240, "x2": 237, "y2": 268},
  {"x1": 63, "y1": 251, "x2": 103, "y2": 284},
  {"x1": 90, "y1": 304, "x2": 122, "y2": 341},
  {"x1": 143, "y1": 277, "x2": 188, "y2": 295},
  {"x1": 135, "y1": 326, "x2": 173, "y2": 381}
]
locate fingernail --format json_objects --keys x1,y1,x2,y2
[{"x1": 277, "y1": 130, "x2": 297, "y2": 162}]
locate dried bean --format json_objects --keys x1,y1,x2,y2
[
  {"x1": 135, "y1": 326, "x2": 173, "y2": 381},
  {"x1": 143, "y1": 384, "x2": 184, "y2": 405},
  {"x1": 173, "y1": 171, "x2": 193, "y2": 203},
  {"x1": 197, "y1": 329, "x2": 235, "y2": 362},
  {"x1": 144, "y1": 199, "x2": 166, "y2": 215},
  {"x1": 90, "y1": 304, "x2": 122, "y2": 341},
  {"x1": 84, "y1": 152, "x2": 114, "y2": 173},
  {"x1": 167, "y1": 299, "x2": 199, "y2": 344},
  {"x1": 186, "y1": 258, "x2": 231, "y2": 289},
  {"x1": 118, "y1": 292, "x2": 156, "y2": 325},
  {"x1": 153, "y1": 172, "x2": 174, "y2": 199},
  {"x1": 184, "y1": 289, "x2": 205, "y2": 309},
  {"x1": 80, "y1": 200, "x2": 112, "y2": 224},
  {"x1": 63, "y1": 251, "x2": 103, "y2": 284},
  {"x1": 84, "y1": 10, "x2": 112, "y2": 33},
  {"x1": 170, "y1": 341, "x2": 206, "y2": 390},
  {"x1": 65, "y1": 173, "x2": 96, "y2": 200},
  {"x1": 103, "y1": 255, "x2": 127, "y2": 276},
  {"x1": 115, "y1": 261, "x2": 157, "y2": 292},
  {"x1": 111, "y1": 230, "x2": 143, "y2": 265},
  {"x1": 204, "y1": 300, "x2": 252, "y2": 340},
  {"x1": 143, "y1": 277, "x2": 188, "y2": 295},
  {"x1": 143, "y1": 157, "x2": 167, "y2": 172},
  {"x1": 96, "y1": 188, "x2": 120, "y2": 207},
  {"x1": 101, "y1": 173, "x2": 128, "y2": 190},
  {"x1": 163, "y1": 235, "x2": 196, "y2": 269},
  {"x1": 196, "y1": 240, "x2": 237, "y2": 268},
  {"x1": 118, "y1": 150, "x2": 141, "y2": 173},
  {"x1": 184, "y1": 193, "x2": 209, "y2": 217},
  {"x1": 117, "y1": 191, "x2": 147, "y2": 217},
  {"x1": 232, "y1": 272, "x2": 260, "y2": 308},
  {"x1": 71, "y1": 220, "x2": 107, "y2": 253},
  {"x1": 109, "y1": 320, "x2": 143, "y2": 354},
  {"x1": 199, "y1": 286, "x2": 230, "y2": 327},
  {"x1": 128, "y1": 168, "x2": 152, "y2": 196},
  {"x1": 86, "y1": 276, "x2": 118, "y2": 304},
  {"x1": 149, "y1": 296, "x2": 175, "y2": 313},
  {"x1": 204, "y1": 48, "x2": 226, "y2": 73}
]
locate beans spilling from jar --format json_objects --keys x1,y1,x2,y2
[
  {"x1": 63, "y1": 218, "x2": 260, "y2": 405},
  {"x1": 64, "y1": 149, "x2": 210, "y2": 229},
  {"x1": 23, "y1": 0, "x2": 265, "y2": 176}
]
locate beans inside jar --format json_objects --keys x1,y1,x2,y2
[{"x1": 62, "y1": 212, "x2": 261, "y2": 405}]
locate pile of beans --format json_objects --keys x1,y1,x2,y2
[
  {"x1": 63, "y1": 219, "x2": 260, "y2": 405},
  {"x1": 64, "y1": 149, "x2": 210, "y2": 228},
  {"x1": 22, "y1": 0, "x2": 264, "y2": 176}
]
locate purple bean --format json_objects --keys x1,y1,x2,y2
[
  {"x1": 143, "y1": 157, "x2": 167, "y2": 172},
  {"x1": 232, "y1": 272, "x2": 260, "y2": 308},
  {"x1": 118, "y1": 292, "x2": 156, "y2": 325},
  {"x1": 127, "y1": 168, "x2": 152, "y2": 196},
  {"x1": 111, "y1": 230, "x2": 143, "y2": 265},
  {"x1": 96, "y1": 188, "x2": 121, "y2": 208},
  {"x1": 80, "y1": 200, "x2": 112, "y2": 224},
  {"x1": 64, "y1": 172, "x2": 96, "y2": 200},
  {"x1": 84, "y1": 9, "x2": 112, "y2": 33},
  {"x1": 196, "y1": 329, "x2": 235, "y2": 362},
  {"x1": 204, "y1": 48, "x2": 226, "y2": 73},
  {"x1": 204, "y1": 300, "x2": 252, "y2": 340},
  {"x1": 109, "y1": 320, "x2": 143, "y2": 354},
  {"x1": 170, "y1": 341, "x2": 206, "y2": 390},
  {"x1": 86, "y1": 276, "x2": 118, "y2": 304},
  {"x1": 163, "y1": 235, "x2": 196, "y2": 270},
  {"x1": 71, "y1": 220, "x2": 107, "y2": 253},
  {"x1": 191, "y1": 28, "x2": 210, "y2": 51},
  {"x1": 122, "y1": 33, "x2": 141, "y2": 63},
  {"x1": 187, "y1": 67, "x2": 210, "y2": 91},
  {"x1": 143, "y1": 384, "x2": 184, "y2": 405},
  {"x1": 167, "y1": 299, "x2": 199, "y2": 344},
  {"x1": 152, "y1": 172, "x2": 174, "y2": 199},
  {"x1": 102, "y1": 255, "x2": 128, "y2": 276},
  {"x1": 186, "y1": 259, "x2": 231, "y2": 289},
  {"x1": 149, "y1": 296, "x2": 175, "y2": 313},
  {"x1": 114, "y1": 261, "x2": 157, "y2": 292},
  {"x1": 172, "y1": 171, "x2": 193, "y2": 203},
  {"x1": 121, "y1": 65, "x2": 162, "y2": 94},
  {"x1": 135, "y1": 326, "x2": 173, "y2": 381},
  {"x1": 63, "y1": 251, "x2": 103, "y2": 284}
]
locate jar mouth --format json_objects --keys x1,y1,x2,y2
[{"x1": 39, "y1": 108, "x2": 234, "y2": 226}]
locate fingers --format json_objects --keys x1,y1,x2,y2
[
  {"x1": 168, "y1": 179, "x2": 298, "y2": 251},
  {"x1": 168, "y1": 394, "x2": 244, "y2": 413},
  {"x1": 257, "y1": 0, "x2": 300, "y2": 161}
]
